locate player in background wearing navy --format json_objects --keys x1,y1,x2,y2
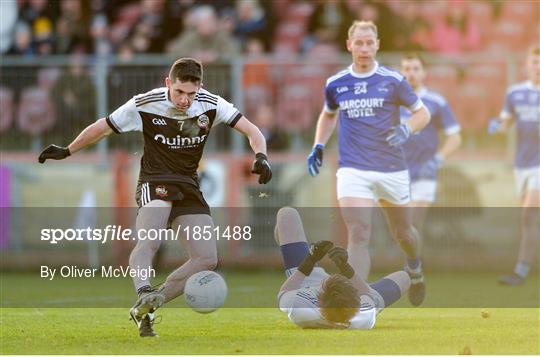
[
  {"x1": 38, "y1": 58, "x2": 272, "y2": 336},
  {"x1": 400, "y1": 53, "x2": 462, "y2": 231},
  {"x1": 488, "y1": 45, "x2": 540, "y2": 286},
  {"x1": 275, "y1": 207, "x2": 410, "y2": 329},
  {"x1": 307, "y1": 21, "x2": 431, "y2": 306}
]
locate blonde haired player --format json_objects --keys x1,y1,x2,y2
[{"x1": 307, "y1": 20, "x2": 431, "y2": 305}]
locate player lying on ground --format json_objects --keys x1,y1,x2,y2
[
  {"x1": 307, "y1": 20, "x2": 430, "y2": 306},
  {"x1": 488, "y1": 45, "x2": 540, "y2": 286},
  {"x1": 38, "y1": 58, "x2": 272, "y2": 337},
  {"x1": 400, "y1": 53, "x2": 461, "y2": 229},
  {"x1": 275, "y1": 207, "x2": 410, "y2": 329}
]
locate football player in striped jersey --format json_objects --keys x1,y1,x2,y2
[{"x1": 38, "y1": 58, "x2": 272, "y2": 336}]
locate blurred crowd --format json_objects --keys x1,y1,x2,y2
[
  {"x1": 0, "y1": 0, "x2": 538, "y2": 150},
  {"x1": 2, "y1": 0, "x2": 537, "y2": 59}
]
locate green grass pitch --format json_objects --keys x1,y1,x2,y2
[{"x1": 1, "y1": 271, "x2": 539, "y2": 354}]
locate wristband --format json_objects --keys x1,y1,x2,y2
[{"x1": 255, "y1": 152, "x2": 267, "y2": 161}]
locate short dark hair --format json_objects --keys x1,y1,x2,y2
[
  {"x1": 318, "y1": 274, "x2": 360, "y2": 324},
  {"x1": 169, "y1": 58, "x2": 203, "y2": 84},
  {"x1": 401, "y1": 52, "x2": 426, "y2": 67}
]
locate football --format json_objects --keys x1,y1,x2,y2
[{"x1": 184, "y1": 270, "x2": 228, "y2": 313}]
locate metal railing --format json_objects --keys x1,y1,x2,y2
[{"x1": 0, "y1": 52, "x2": 522, "y2": 155}]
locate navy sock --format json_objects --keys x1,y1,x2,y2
[
  {"x1": 407, "y1": 257, "x2": 421, "y2": 270},
  {"x1": 280, "y1": 242, "x2": 310, "y2": 270},
  {"x1": 369, "y1": 278, "x2": 402, "y2": 307}
]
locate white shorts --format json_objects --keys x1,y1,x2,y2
[
  {"x1": 285, "y1": 267, "x2": 329, "y2": 288},
  {"x1": 336, "y1": 167, "x2": 411, "y2": 205},
  {"x1": 515, "y1": 166, "x2": 540, "y2": 195},
  {"x1": 410, "y1": 180, "x2": 437, "y2": 203}
]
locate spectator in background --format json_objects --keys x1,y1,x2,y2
[
  {"x1": 33, "y1": 16, "x2": 55, "y2": 55},
  {"x1": 429, "y1": 0, "x2": 481, "y2": 54},
  {"x1": 0, "y1": 88, "x2": 15, "y2": 134},
  {"x1": 51, "y1": 54, "x2": 96, "y2": 134},
  {"x1": 243, "y1": 37, "x2": 271, "y2": 117},
  {"x1": 167, "y1": 5, "x2": 240, "y2": 63},
  {"x1": 233, "y1": 0, "x2": 271, "y2": 51},
  {"x1": 8, "y1": 22, "x2": 34, "y2": 57},
  {"x1": 18, "y1": 0, "x2": 58, "y2": 27},
  {"x1": 0, "y1": 0, "x2": 18, "y2": 54},
  {"x1": 304, "y1": 0, "x2": 353, "y2": 53},
  {"x1": 254, "y1": 104, "x2": 289, "y2": 151},
  {"x1": 394, "y1": 1, "x2": 432, "y2": 51},
  {"x1": 127, "y1": 0, "x2": 168, "y2": 53},
  {"x1": 55, "y1": 0, "x2": 91, "y2": 54},
  {"x1": 90, "y1": 14, "x2": 112, "y2": 56},
  {"x1": 351, "y1": 0, "x2": 404, "y2": 52}
]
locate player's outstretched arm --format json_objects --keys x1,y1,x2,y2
[
  {"x1": 233, "y1": 116, "x2": 272, "y2": 184},
  {"x1": 38, "y1": 118, "x2": 113, "y2": 163},
  {"x1": 308, "y1": 109, "x2": 337, "y2": 176},
  {"x1": 278, "y1": 240, "x2": 333, "y2": 294}
]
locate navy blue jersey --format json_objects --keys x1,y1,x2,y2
[
  {"x1": 500, "y1": 81, "x2": 540, "y2": 169},
  {"x1": 325, "y1": 62, "x2": 423, "y2": 172},
  {"x1": 400, "y1": 88, "x2": 460, "y2": 180}
]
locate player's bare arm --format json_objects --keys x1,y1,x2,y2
[
  {"x1": 38, "y1": 118, "x2": 113, "y2": 163},
  {"x1": 307, "y1": 109, "x2": 338, "y2": 176},
  {"x1": 233, "y1": 116, "x2": 267, "y2": 155},
  {"x1": 438, "y1": 132, "x2": 462, "y2": 160},
  {"x1": 278, "y1": 270, "x2": 308, "y2": 295},
  {"x1": 233, "y1": 116, "x2": 272, "y2": 184},
  {"x1": 408, "y1": 105, "x2": 431, "y2": 134},
  {"x1": 314, "y1": 109, "x2": 338, "y2": 146}
]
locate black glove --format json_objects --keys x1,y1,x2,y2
[
  {"x1": 251, "y1": 152, "x2": 272, "y2": 184},
  {"x1": 297, "y1": 240, "x2": 333, "y2": 276},
  {"x1": 38, "y1": 145, "x2": 71, "y2": 163},
  {"x1": 328, "y1": 247, "x2": 355, "y2": 279}
]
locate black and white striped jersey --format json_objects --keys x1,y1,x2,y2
[{"x1": 106, "y1": 87, "x2": 242, "y2": 184}]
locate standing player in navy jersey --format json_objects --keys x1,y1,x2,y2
[
  {"x1": 400, "y1": 53, "x2": 462, "y2": 230},
  {"x1": 38, "y1": 58, "x2": 272, "y2": 336},
  {"x1": 307, "y1": 21, "x2": 431, "y2": 306},
  {"x1": 488, "y1": 45, "x2": 540, "y2": 285}
]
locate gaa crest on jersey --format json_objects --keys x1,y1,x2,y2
[
  {"x1": 155, "y1": 185, "x2": 168, "y2": 197},
  {"x1": 197, "y1": 114, "x2": 210, "y2": 129}
]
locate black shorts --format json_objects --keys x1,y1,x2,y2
[{"x1": 135, "y1": 181, "x2": 211, "y2": 221}]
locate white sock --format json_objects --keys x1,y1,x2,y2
[{"x1": 514, "y1": 262, "x2": 530, "y2": 278}]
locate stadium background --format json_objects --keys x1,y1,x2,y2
[{"x1": 1, "y1": 0, "x2": 539, "y2": 273}]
